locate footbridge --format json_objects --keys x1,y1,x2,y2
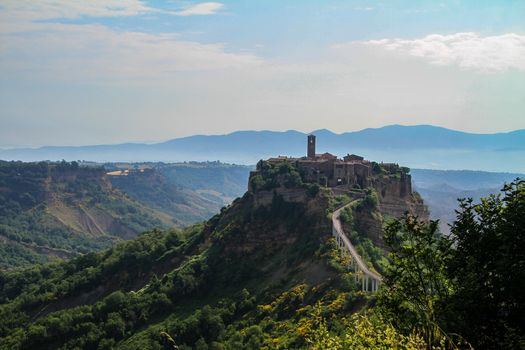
[{"x1": 332, "y1": 202, "x2": 382, "y2": 292}]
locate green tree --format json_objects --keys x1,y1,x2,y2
[
  {"x1": 378, "y1": 215, "x2": 454, "y2": 348},
  {"x1": 447, "y1": 179, "x2": 525, "y2": 349}
]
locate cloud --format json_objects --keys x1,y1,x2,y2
[
  {"x1": 0, "y1": 24, "x2": 263, "y2": 80},
  {"x1": 0, "y1": 0, "x2": 153, "y2": 21},
  {"x1": 173, "y1": 2, "x2": 224, "y2": 16},
  {"x1": 358, "y1": 32, "x2": 525, "y2": 72},
  {"x1": 0, "y1": 0, "x2": 258, "y2": 79}
]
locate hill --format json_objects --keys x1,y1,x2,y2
[
  {"x1": 1, "y1": 157, "x2": 519, "y2": 272},
  {"x1": 411, "y1": 169, "x2": 524, "y2": 233},
  {"x1": 0, "y1": 161, "x2": 177, "y2": 269},
  {"x1": 2, "y1": 125, "x2": 525, "y2": 172},
  {"x1": 106, "y1": 161, "x2": 251, "y2": 206},
  {"x1": 0, "y1": 159, "x2": 425, "y2": 349},
  {"x1": 104, "y1": 161, "x2": 252, "y2": 227},
  {"x1": 0, "y1": 161, "x2": 252, "y2": 270}
]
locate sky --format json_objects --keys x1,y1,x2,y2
[{"x1": 1, "y1": 0, "x2": 524, "y2": 148}]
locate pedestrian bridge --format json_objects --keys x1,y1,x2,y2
[{"x1": 332, "y1": 202, "x2": 382, "y2": 292}]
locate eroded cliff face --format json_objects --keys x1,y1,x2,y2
[
  {"x1": 244, "y1": 164, "x2": 428, "y2": 253},
  {"x1": 195, "y1": 180, "x2": 336, "y2": 290},
  {"x1": 336, "y1": 174, "x2": 429, "y2": 249},
  {"x1": 207, "y1": 181, "x2": 330, "y2": 257},
  {"x1": 352, "y1": 208, "x2": 385, "y2": 249},
  {"x1": 372, "y1": 174, "x2": 429, "y2": 220}
]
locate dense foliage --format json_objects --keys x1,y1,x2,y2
[
  {"x1": 0, "y1": 161, "x2": 166, "y2": 269},
  {"x1": 0, "y1": 180, "x2": 348, "y2": 349},
  {"x1": 250, "y1": 161, "x2": 320, "y2": 196},
  {"x1": 0, "y1": 161, "x2": 251, "y2": 270},
  {"x1": 379, "y1": 179, "x2": 525, "y2": 349},
  {"x1": 447, "y1": 179, "x2": 525, "y2": 349},
  {"x1": 0, "y1": 158, "x2": 522, "y2": 349},
  {"x1": 379, "y1": 217, "x2": 454, "y2": 347}
]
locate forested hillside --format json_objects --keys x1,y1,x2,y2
[
  {"x1": 107, "y1": 167, "x2": 222, "y2": 226},
  {"x1": 2, "y1": 159, "x2": 519, "y2": 270},
  {"x1": 0, "y1": 161, "x2": 252, "y2": 270},
  {"x1": 0, "y1": 161, "x2": 171, "y2": 269},
  {"x1": 106, "y1": 162, "x2": 251, "y2": 220},
  {"x1": 0, "y1": 162, "x2": 522, "y2": 349},
  {"x1": 0, "y1": 161, "x2": 404, "y2": 349}
]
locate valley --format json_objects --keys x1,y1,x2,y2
[
  {"x1": 0, "y1": 144, "x2": 522, "y2": 349},
  {"x1": 0, "y1": 155, "x2": 427, "y2": 349},
  {"x1": 2, "y1": 2, "x2": 523, "y2": 348},
  {"x1": 0, "y1": 161, "x2": 250, "y2": 269},
  {"x1": 1, "y1": 157, "x2": 520, "y2": 270}
]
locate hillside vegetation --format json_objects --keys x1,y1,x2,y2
[
  {"x1": 0, "y1": 161, "x2": 418, "y2": 349},
  {"x1": 0, "y1": 161, "x2": 252, "y2": 270},
  {"x1": 0, "y1": 161, "x2": 174, "y2": 269},
  {"x1": 1, "y1": 162, "x2": 521, "y2": 349},
  {"x1": 106, "y1": 162, "x2": 251, "y2": 223}
]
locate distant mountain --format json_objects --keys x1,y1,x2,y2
[
  {"x1": 411, "y1": 168, "x2": 524, "y2": 190},
  {"x1": 411, "y1": 168, "x2": 524, "y2": 234},
  {"x1": 2, "y1": 125, "x2": 525, "y2": 172}
]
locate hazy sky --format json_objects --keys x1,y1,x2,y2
[{"x1": 1, "y1": 0, "x2": 524, "y2": 147}]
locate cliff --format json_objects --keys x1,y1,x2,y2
[
  {"x1": 371, "y1": 173, "x2": 429, "y2": 220},
  {"x1": 0, "y1": 161, "x2": 171, "y2": 269},
  {"x1": 249, "y1": 159, "x2": 429, "y2": 251}
]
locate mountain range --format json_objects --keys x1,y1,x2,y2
[{"x1": 2, "y1": 125, "x2": 525, "y2": 172}]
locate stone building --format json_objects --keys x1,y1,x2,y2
[
  {"x1": 252, "y1": 134, "x2": 426, "y2": 221},
  {"x1": 266, "y1": 134, "x2": 374, "y2": 188}
]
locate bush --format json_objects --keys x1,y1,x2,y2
[
  {"x1": 357, "y1": 189, "x2": 379, "y2": 210},
  {"x1": 306, "y1": 183, "x2": 320, "y2": 198},
  {"x1": 339, "y1": 207, "x2": 353, "y2": 224}
]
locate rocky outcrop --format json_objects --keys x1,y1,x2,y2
[
  {"x1": 245, "y1": 160, "x2": 429, "y2": 255},
  {"x1": 214, "y1": 182, "x2": 330, "y2": 257},
  {"x1": 352, "y1": 209, "x2": 385, "y2": 249},
  {"x1": 372, "y1": 174, "x2": 429, "y2": 220}
]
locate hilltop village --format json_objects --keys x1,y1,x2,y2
[
  {"x1": 269, "y1": 135, "x2": 409, "y2": 188},
  {"x1": 248, "y1": 134, "x2": 427, "y2": 223}
]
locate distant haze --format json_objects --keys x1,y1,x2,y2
[{"x1": 2, "y1": 125, "x2": 525, "y2": 173}]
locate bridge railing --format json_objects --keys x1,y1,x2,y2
[{"x1": 332, "y1": 203, "x2": 381, "y2": 292}]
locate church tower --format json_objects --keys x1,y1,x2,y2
[{"x1": 307, "y1": 134, "x2": 316, "y2": 159}]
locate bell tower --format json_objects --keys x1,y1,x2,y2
[{"x1": 307, "y1": 134, "x2": 316, "y2": 159}]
